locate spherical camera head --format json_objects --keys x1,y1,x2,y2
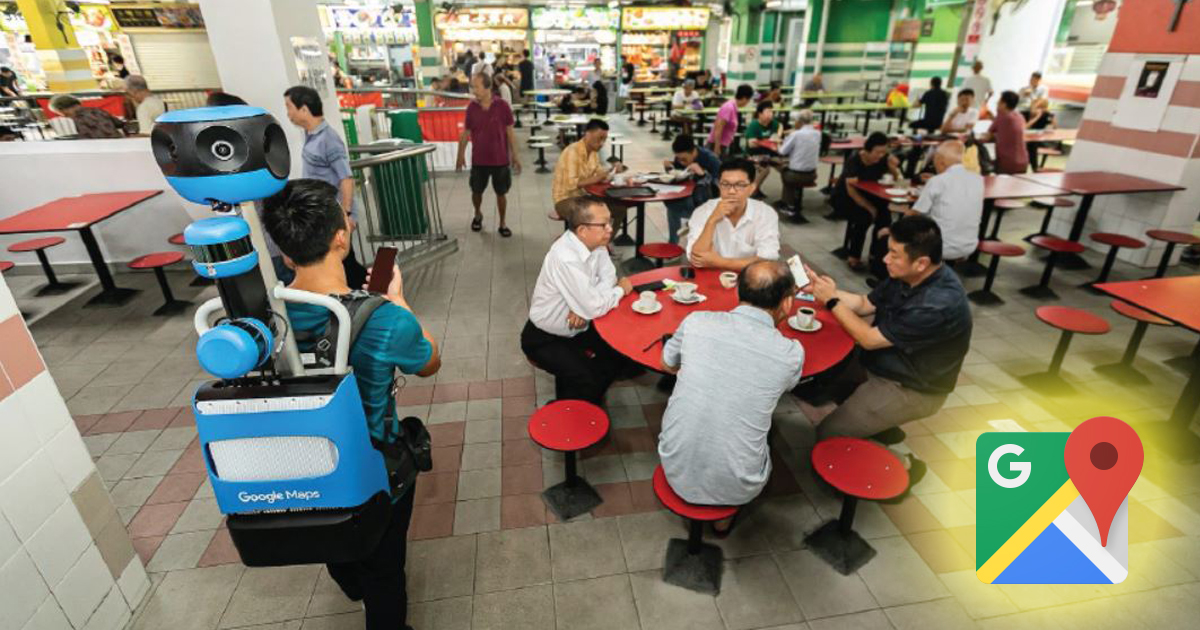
[{"x1": 152, "y1": 106, "x2": 290, "y2": 207}]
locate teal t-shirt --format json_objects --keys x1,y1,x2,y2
[
  {"x1": 745, "y1": 119, "x2": 780, "y2": 140},
  {"x1": 287, "y1": 300, "x2": 432, "y2": 442}
]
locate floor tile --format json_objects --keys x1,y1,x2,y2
[
  {"x1": 300, "y1": 612, "x2": 362, "y2": 630},
  {"x1": 806, "y1": 610, "x2": 893, "y2": 630},
  {"x1": 427, "y1": 421, "x2": 465, "y2": 448},
  {"x1": 305, "y1": 568, "x2": 360, "y2": 617},
  {"x1": 396, "y1": 384, "x2": 433, "y2": 405},
  {"x1": 471, "y1": 584, "x2": 555, "y2": 630},
  {"x1": 501, "y1": 493, "x2": 549, "y2": 529},
  {"x1": 409, "y1": 502, "x2": 455, "y2": 540},
  {"x1": 218, "y1": 565, "x2": 321, "y2": 628},
  {"x1": 884, "y1": 597, "x2": 979, "y2": 630},
  {"x1": 617, "y1": 510, "x2": 685, "y2": 572},
  {"x1": 198, "y1": 528, "x2": 240, "y2": 567},
  {"x1": 408, "y1": 595, "x2": 473, "y2": 630},
  {"x1": 905, "y1": 530, "x2": 974, "y2": 574},
  {"x1": 856, "y1": 536, "x2": 950, "y2": 607},
  {"x1": 715, "y1": 554, "x2": 805, "y2": 630},
  {"x1": 130, "y1": 564, "x2": 244, "y2": 630},
  {"x1": 502, "y1": 438, "x2": 542, "y2": 467},
  {"x1": 460, "y1": 442, "x2": 502, "y2": 470},
  {"x1": 628, "y1": 569, "x2": 725, "y2": 630},
  {"x1": 549, "y1": 518, "x2": 628, "y2": 582},
  {"x1": 415, "y1": 471, "x2": 459, "y2": 505},
  {"x1": 938, "y1": 570, "x2": 1018, "y2": 619},
  {"x1": 453, "y1": 498, "x2": 501, "y2": 535},
  {"x1": 553, "y1": 574, "x2": 640, "y2": 630},
  {"x1": 464, "y1": 418, "x2": 502, "y2": 443},
  {"x1": 407, "y1": 535, "x2": 476, "y2": 602},
  {"x1": 146, "y1": 530, "x2": 216, "y2": 573},
  {"x1": 171, "y1": 498, "x2": 224, "y2": 533},
  {"x1": 127, "y1": 501, "x2": 189, "y2": 539},
  {"x1": 591, "y1": 482, "x2": 636, "y2": 518},
  {"x1": 775, "y1": 550, "x2": 878, "y2": 620},
  {"x1": 474, "y1": 526, "x2": 552, "y2": 593},
  {"x1": 146, "y1": 472, "x2": 207, "y2": 505},
  {"x1": 110, "y1": 475, "x2": 165, "y2": 509},
  {"x1": 915, "y1": 493, "x2": 976, "y2": 529},
  {"x1": 457, "y1": 468, "x2": 502, "y2": 501}
]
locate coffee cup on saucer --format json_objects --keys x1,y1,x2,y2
[
  {"x1": 636, "y1": 291, "x2": 658, "y2": 309},
  {"x1": 719, "y1": 271, "x2": 738, "y2": 289},
  {"x1": 880, "y1": 174, "x2": 894, "y2": 185},
  {"x1": 793, "y1": 307, "x2": 816, "y2": 329},
  {"x1": 613, "y1": 173, "x2": 628, "y2": 186},
  {"x1": 673, "y1": 282, "x2": 698, "y2": 301}
]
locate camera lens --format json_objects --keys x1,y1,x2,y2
[{"x1": 212, "y1": 140, "x2": 234, "y2": 160}]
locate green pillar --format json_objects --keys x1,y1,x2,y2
[
  {"x1": 728, "y1": 0, "x2": 763, "y2": 83},
  {"x1": 414, "y1": 0, "x2": 441, "y2": 87},
  {"x1": 1055, "y1": 0, "x2": 1076, "y2": 45}
]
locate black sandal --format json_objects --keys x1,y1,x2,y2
[
  {"x1": 498, "y1": 226, "x2": 512, "y2": 238},
  {"x1": 711, "y1": 511, "x2": 740, "y2": 539},
  {"x1": 471, "y1": 216, "x2": 483, "y2": 232}
]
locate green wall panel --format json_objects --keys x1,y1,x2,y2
[{"x1": 824, "y1": 0, "x2": 893, "y2": 43}]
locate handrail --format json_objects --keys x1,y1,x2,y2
[{"x1": 348, "y1": 143, "x2": 436, "y2": 166}]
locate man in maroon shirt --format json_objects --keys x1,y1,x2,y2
[
  {"x1": 979, "y1": 90, "x2": 1028, "y2": 174},
  {"x1": 456, "y1": 72, "x2": 522, "y2": 237}
]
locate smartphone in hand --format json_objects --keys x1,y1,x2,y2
[
  {"x1": 367, "y1": 247, "x2": 399, "y2": 293},
  {"x1": 787, "y1": 254, "x2": 810, "y2": 288}
]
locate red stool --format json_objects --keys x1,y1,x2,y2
[
  {"x1": 167, "y1": 232, "x2": 213, "y2": 287},
  {"x1": 1036, "y1": 145, "x2": 1063, "y2": 169},
  {"x1": 0, "y1": 261, "x2": 13, "y2": 274},
  {"x1": 1026, "y1": 197, "x2": 1075, "y2": 242},
  {"x1": 167, "y1": 232, "x2": 186, "y2": 245},
  {"x1": 969, "y1": 240, "x2": 1025, "y2": 306},
  {"x1": 1020, "y1": 306, "x2": 1110, "y2": 394},
  {"x1": 820, "y1": 154, "x2": 844, "y2": 192},
  {"x1": 1146, "y1": 230, "x2": 1200, "y2": 279},
  {"x1": 1095, "y1": 300, "x2": 1173, "y2": 386},
  {"x1": 8, "y1": 236, "x2": 78, "y2": 296},
  {"x1": 637, "y1": 242, "x2": 684, "y2": 268},
  {"x1": 652, "y1": 466, "x2": 737, "y2": 594},
  {"x1": 808, "y1": 437, "x2": 908, "y2": 574},
  {"x1": 1021, "y1": 236, "x2": 1085, "y2": 299},
  {"x1": 528, "y1": 400, "x2": 610, "y2": 520},
  {"x1": 1085, "y1": 232, "x2": 1146, "y2": 291},
  {"x1": 986, "y1": 199, "x2": 1027, "y2": 240},
  {"x1": 128, "y1": 251, "x2": 190, "y2": 316}
]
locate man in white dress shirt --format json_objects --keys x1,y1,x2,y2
[
  {"x1": 906, "y1": 140, "x2": 983, "y2": 263},
  {"x1": 686, "y1": 159, "x2": 781, "y2": 272},
  {"x1": 521, "y1": 197, "x2": 634, "y2": 405}
]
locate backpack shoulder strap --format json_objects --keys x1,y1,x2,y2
[
  {"x1": 302, "y1": 291, "x2": 391, "y2": 370},
  {"x1": 343, "y1": 293, "x2": 391, "y2": 349}
]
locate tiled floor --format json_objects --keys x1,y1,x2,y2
[{"x1": 17, "y1": 110, "x2": 1200, "y2": 630}]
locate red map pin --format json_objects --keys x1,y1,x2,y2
[{"x1": 1064, "y1": 416, "x2": 1144, "y2": 547}]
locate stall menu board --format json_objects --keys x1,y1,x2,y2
[
  {"x1": 621, "y1": 7, "x2": 710, "y2": 31},
  {"x1": 531, "y1": 7, "x2": 619, "y2": 30},
  {"x1": 324, "y1": 6, "x2": 416, "y2": 30},
  {"x1": 112, "y1": 5, "x2": 205, "y2": 29},
  {"x1": 434, "y1": 8, "x2": 529, "y2": 30}
]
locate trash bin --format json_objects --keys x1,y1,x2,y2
[
  {"x1": 340, "y1": 109, "x2": 359, "y2": 146},
  {"x1": 387, "y1": 110, "x2": 423, "y2": 143},
  {"x1": 363, "y1": 139, "x2": 429, "y2": 237}
]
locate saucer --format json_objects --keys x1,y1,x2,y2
[
  {"x1": 671, "y1": 292, "x2": 707, "y2": 305},
  {"x1": 788, "y1": 317, "x2": 823, "y2": 332},
  {"x1": 632, "y1": 300, "x2": 662, "y2": 315},
  {"x1": 884, "y1": 187, "x2": 911, "y2": 196}
]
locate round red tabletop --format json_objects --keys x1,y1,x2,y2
[
  {"x1": 592, "y1": 266, "x2": 855, "y2": 379},
  {"x1": 811, "y1": 437, "x2": 908, "y2": 501},
  {"x1": 584, "y1": 179, "x2": 695, "y2": 204},
  {"x1": 527, "y1": 400, "x2": 610, "y2": 452}
]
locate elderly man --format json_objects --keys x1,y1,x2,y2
[
  {"x1": 126, "y1": 75, "x2": 165, "y2": 135},
  {"x1": 830, "y1": 132, "x2": 901, "y2": 270},
  {"x1": 659, "y1": 260, "x2": 803, "y2": 518},
  {"x1": 940, "y1": 89, "x2": 979, "y2": 134},
  {"x1": 457, "y1": 72, "x2": 521, "y2": 237},
  {"x1": 522, "y1": 197, "x2": 634, "y2": 405},
  {"x1": 551, "y1": 118, "x2": 621, "y2": 221},
  {"x1": 778, "y1": 109, "x2": 821, "y2": 223},
  {"x1": 661, "y1": 135, "x2": 720, "y2": 244},
  {"x1": 978, "y1": 90, "x2": 1028, "y2": 174},
  {"x1": 960, "y1": 60, "x2": 992, "y2": 112},
  {"x1": 906, "y1": 140, "x2": 982, "y2": 263},
  {"x1": 805, "y1": 215, "x2": 972, "y2": 490},
  {"x1": 686, "y1": 159, "x2": 781, "y2": 272},
  {"x1": 49, "y1": 95, "x2": 125, "y2": 138}
]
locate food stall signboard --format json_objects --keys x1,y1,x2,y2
[
  {"x1": 434, "y1": 8, "x2": 529, "y2": 30},
  {"x1": 621, "y1": 7, "x2": 710, "y2": 31},
  {"x1": 531, "y1": 7, "x2": 620, "y2": 30}
]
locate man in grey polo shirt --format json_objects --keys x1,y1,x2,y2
[
  {"x1": 658, "y1": 261, "x2": 804, "y2": 525},
  {"x1": 283, "y1": 85, "x2": 367, "y2": 288}
]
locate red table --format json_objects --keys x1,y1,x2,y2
[
  {"x1": 593, "y1": 266, "x2": 854, "y2": 380},
  {"x1": 585, "y1": 180, "x2": 695, "y2": 260},
  {"x1": 1096, "y1": 275, "x2": 1200, "y2": 461},
  {"x1": 0, "y1": 190, "x2": 164, "y2": 307}
]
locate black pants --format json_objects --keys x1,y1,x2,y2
[
  {"x1": 840, "y1": 197, "x2": 891, "y2": 260},
  {"x1": 327, "y1": 483, "x2": 417, "y2": 630},
  {"x1": 520, "y1": 320, "x2": 625, "y2": 406}
]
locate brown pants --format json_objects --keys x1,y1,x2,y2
[
  {"x1": 817, "y1": 358, "x2": 948, "y2": 441},
  {"x1": 781, "y1": 169, "x2": 817, "y2": 208}
]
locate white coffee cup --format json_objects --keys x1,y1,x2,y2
[
  {"x1": 719, "y1": 271, "x2": 738, "y2": 289},
  {"x1": 674, "y1": 282, "x2": 698, "y2": 300},
  {"x1": 636, "y1": 290, "x2": 657, "y2": 309},
  {"x1": 613, "y1": 174, "x2": 627, "y2": 186},
  {"x1": 880, "y1": 174, "x2": 894, "y2": 185},
  {"x1": 794, "y1": 307, "x2": 816, "y2": 328}
]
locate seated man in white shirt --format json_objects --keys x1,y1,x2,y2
[
  {"x1": 777, "y1": 109, "x2": 821, "y2": 223},
  {"x1": 521, "y1": 197, "x2": 635, "y2": 405},
  {"x1": 659, "y1": 261, "x2": 804, "y2": 525},
  {"x1": 905, "y1": 140, "x2": 982, "y2": 263},
  {"x1": 940, "y1": 89, "x2": 979, "y2": 134},
  {"x1": 686, "y1": 159, "x2": 781, "y2": 272}
]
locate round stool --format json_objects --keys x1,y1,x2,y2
[
  {"x1": 987, "y1": 199, "x2": 1027, "y2": 240},
  {"x1": 1021, "y1": 236, "x2": 1085, "y2": 299},
  {"x1": 652, "y1": 466, "x2": 737, "y2": 594},
  {"x1": 637, "y1": 242, "x2": 684, "y2": 268},
  {"x1": 1021, "y1": 306, "x2": 1110, "y2": 394},
  {"x1": 167, "y1": 232, "x2": 186, "y2": 246},
  {"x1": 530, "y1": 142, "x2": 554, "y2": 174},
  {"x1": 969, "y1": 240, "x2": 1025, "y2": 306},
  {"x1": 8, "y1": 236, "x2": 77, "y2": 296},
  {"x1": 528, "y1": 400, "x2": 610, "y2": 520},
  {"x1": 1085, "y1": 232, "x2": 1146, "y2": 290},
  {"x1": 168, "y1": 232, "x2": 214, "y2": 287},
  {"x1": 1146, "y1": 230, "x2": 1200, "y2": 279},
  {"x1": 609, "y1": 139, "x2": 631, "y2": 163},
  {"x1": 807, "y1": 437, "x2": 909, "y2": 575},
  {"x1": 0, "y1": 261, "x2": 13, "y2": 274},
  {"x1": 128, "y1": 251, "x2": 190, "y2": 316},
  {"x1": 1025, "y1": 197, "x2": 1075, "y2": 242},
  {"x1": 1095, "y1": 300, "x2": 1173, "y2": 386}
]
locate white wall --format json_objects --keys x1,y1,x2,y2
[{"x1": 976, "y1": 0, "x2": 1069, "y2": 96}]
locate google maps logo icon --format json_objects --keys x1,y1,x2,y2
[{"x1": 976, "y1": 416, "x2": 1144, "y2": 584}]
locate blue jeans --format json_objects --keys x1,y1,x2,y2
[{"x1": 665, "y1": 196, "x2": 697, "y2": 245}]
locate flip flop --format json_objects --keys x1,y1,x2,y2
[
  {"x1": 498, "y1": 226, "x2": 512, "y2": 238},
  {"x1": 471, "y1": 216, "x2": 483, "y2": 232}
]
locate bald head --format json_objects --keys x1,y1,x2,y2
[
  {"x1": 934, "y1": 140, "x2": 964, "y2": 173},
  {"x1": 738, "y1": 260, "x2": 795, "y2": 312},
  {"x1": 795, "y1": 109, "x2": 814, "y2": 126}
]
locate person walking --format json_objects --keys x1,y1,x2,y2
[{"x1": 457, "y1": 73, "x2": 521, "y2": 237}]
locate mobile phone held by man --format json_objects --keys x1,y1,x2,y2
[{"x1": 367, "y1": 247, "x2": 398, "y2": 293}]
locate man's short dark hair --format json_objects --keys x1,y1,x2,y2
[
  {"x1": 769, "y1": 80, "x2": 782, "y2": 90},
  {"x1": 565, "y1": 197, "x2": 605, "y2": 230},
  {"x1": 755, "y1": 100, "x2": 773, "y2": 116},
  {"x1": 735, "y1": 84, "x2": 755, "y2": 100},
  {"x1": 262, "y1": 179, "x2": 345, "y2": 266},
  {"x1": 890, "y1": 214, "x2": 943, "y2": 265},
  {"x1": 284, "y1": 85, "x2": 324, "y2": 117},
  {"x1": 523, "y1": 50, "x2": 530, "y2": 58},
  {"x1": 999, "y1": 90, "x2": 1019, "y2": 110},
  {"x1": 738, "y1": 261, "x2": 795, "y2": 310},
  {"x1": 959, "y1": 88, "x2": 975, "y2": 98},
  {"x1": 672, "y1": 134, "x2": 697, "y2": 154},
  {"x1": 864, "y1": 131, "x2": 890, "y2": 152},
  {"x1": 585, "y1": 118, "x2": 609, "y2": 132},
  {"x1": 718, "y1": 158, "x2": 756, "y2": 182},
  {"x1": 1031, "y1": 71, "x2": 1042, "y2": 79},
  {"x1": 206, "y1": 91, "x2": 246, "y2": 107},
  {"x1": 930, "y1": 76, "x2": 942, "y2": 88},
  {"x1": 473, "y1": 72, "x2": 493, "y2": 89}
]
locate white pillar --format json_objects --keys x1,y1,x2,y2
[{"x1": 197, "y1": 0, "x2": 344, "y2": 171}]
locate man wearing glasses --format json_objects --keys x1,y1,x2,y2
[
  {"x1": 685, "y1": 159, "x2": 781, "y2": 272},
  {"x1": 522, "y1": 197, "x2": 635, "y2": 405}
]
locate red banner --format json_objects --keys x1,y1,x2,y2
[
  {"x1": 38, "y1": 94, "x2": 127, "y2": 119},
  {"x1": 417, "y1": 109, "x2": 465, "y2": 142}
]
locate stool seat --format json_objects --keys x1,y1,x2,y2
[
  {"x1": 1146, "y1": 229, "x2": 1200, "y2": 246},
  {"x1": 993, "y1": 199, "x2": 1028, "y2": 209},
  {"x1": 609, "y1": 139, "x2": 632, "y2": 145},
  {"x1": 528, "y1": 400, "x2": 609, "y2": 452},
  {"x1": 1032, "y1": 196, "x2": 1075, "y2": 208},
  {"x1": 1110, "y1": 300, "x2": 1171, "y2": 326},
  {"x1": 9, "y1": 236, "x2": 66, "y2": 253},
  {"x1": 1030, "y1": 235, "x2": 1085, "y2": 254},
  {"x1": 638, "y1": 242, "x2": 684, "y2": 260},
  {"x1": 977, "y1": 240, "x2": 1024, "y2": 257},
  {"x1": 129, "y1": 251, "x2": 185, "y2": 270},
  {"x1": 819, "y1": 155, "x2": 844, "y2": 164},
  {"x1": 0, "y1": 261, "x2": 13, "y2": 273},
  {"x1": 1035, "y1": 306, "x2": 1111, "y2": 335},
  {"x1": 1037, "y1": 147, "x2": 1063, "y2": 156},
  {"x1": 652, "y1": 467, "x2": 737, "y2": 522},
  {"x1": 168, "y1": 232, "x2": 186, "y2": 246},
  {"x1": 1090, "y1": 232, "x2": 1146, "y2": 249},
  {"x1": 530, "y1": 142, "x2": 555, "y2": 148},
  {"x1": 811, "y1": 437, "x2": 908, "y2": 501}
]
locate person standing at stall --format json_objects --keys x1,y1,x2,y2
[
  {"x1": 457, "y1": 73, "x2": 521, "y2": 238},
  {"x1": 519, "y1": 49, "x2": 535, "y2": 95}
]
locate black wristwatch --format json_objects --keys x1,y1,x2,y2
[{"x1": 825, "y1": 297, "x2": 841, "y2": 311}]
